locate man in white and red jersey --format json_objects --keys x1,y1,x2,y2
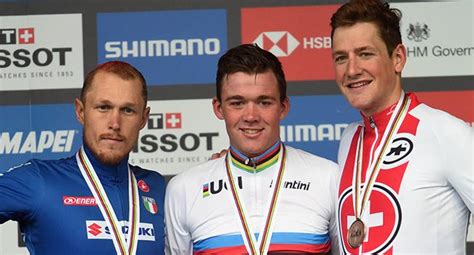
[
  {"x1": 165, "y1": 44, "x2": 340, "y2": 254},
  {"x1": 330, "y1": 0, "x2": 473, "y2": 254}
]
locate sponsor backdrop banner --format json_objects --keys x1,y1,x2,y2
[
  {"x1": 0, "y1": 14, "x2": 83, "y2": 91},
  {"x1": 97, "y1": 10, "x2": 227, "y2": 86},
  {"x1": 283, "y1": 95, "x2": 359, "y2": 161},
  {"x1": 130, "y1": 99, "x2": 228, "y2": 176},
  {"x1": 241, "y1": 5, "x2": 340, "y2": 81},
  {"x1": 0, "y1": 104, "x2": 82, "y2": 172},
  {"x1": 393, "y1": 1, "x2": 474, "y2": 77}
]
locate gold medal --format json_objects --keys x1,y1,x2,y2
[{"x1": 348, "y1": 219, "x2": 366, "y2": 249}]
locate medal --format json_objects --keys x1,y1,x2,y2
[
  {"x1": 348, "y1": 219, "x2": 366, "y2": 248},
  {"x1": 349, "y1": 92, "x2": 411, "y2": 250}
]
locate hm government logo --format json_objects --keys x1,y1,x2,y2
[
  {"x1": 253, "y1": 31, "x2": 299, "y2": 57},
  {"x1": 407, "y1": 22, "x2": 430, "y2": 42}
]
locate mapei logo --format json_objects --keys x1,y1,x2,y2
[
  {"x1": 406, "y1": 22, "x2": 430, "y2": 42},
  {"x1": 86, "y1": 220, "x2": 156, "y2": 241},
  {"x1": 253, "y1": 31, "x2": 299, "y2": 57},
  {"x1": 0, "y1": 130, "x2": 77, "y2": 154},
  {"x1": 202, "y1": 176, "x2": 243, "y2": 197},
  {"x1": 148, "y1": 112, "x2": 182, "y2": 130},
  {"x1": 0, "y1": 27, "x2": 35, "y2": 44}
]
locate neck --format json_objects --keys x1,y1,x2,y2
[{"x1": 229, "y1": 141, "x2": 282, "y2": 172}]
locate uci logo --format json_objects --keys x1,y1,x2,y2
[{"x1": 382, "y1": 133, "x2": 414, "y2": 169}]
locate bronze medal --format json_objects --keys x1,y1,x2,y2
[{"x1": 348, "y1": 219, "x2": 366, "y2": 249}]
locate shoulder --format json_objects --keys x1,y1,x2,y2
[
  {"x1": 131, "y1": 165, "x2": 165, "y2": 184},
  {"x1": 411, "y1": 103, "x2": 471, "y2": 137},
  {"x1": 2, "y1": 156, "x2": 75, "y2": 178},
  {"x1": 167, "y1": 157, "x2": 225, "y2": 192}
]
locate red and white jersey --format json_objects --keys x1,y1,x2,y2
[
  {"x1": 337, "y1": 93, "x2": 473, "y2": 254},
  {"x1": 165, "y1": 145, "x2": 340, "y2": 254}
]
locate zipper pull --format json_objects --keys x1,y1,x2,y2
[{"x1": 369, "y1": 117, "x2": 376, "y2": 129}]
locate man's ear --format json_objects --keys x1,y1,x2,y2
[
  {"x1": 140, "y1": 106, "x2": 151, "y2": 130},
  {"x1": 392, "y1": 44, "x2": 407, "y2": 74},
  {"x1": 74, "y1": 98, "x2": 85, "y2": 125},
  {"x1": 212, "y1": 97, "x2": 224, "y2": 120}
]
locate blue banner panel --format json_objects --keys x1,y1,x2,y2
[
  {"x1": 282, "y1": 95, "x2": 359, "y2": 162},
  {"x1": 97, "y1": 10, "x2": 227, "y2": 86},
  {"x1": 0, "y1": 104, "x2": 82, "y2": 172}
]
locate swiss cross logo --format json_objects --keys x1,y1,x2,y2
[
  {"x1": 253, "y1": 31, "x2": 299, "y2": 57},
  {"x1": 0, "y1": 27, "x2": 34, "y2": 45},
  {"x1": 338, "y1": 184, "x2": 402, "y2": 254},
  {"x1": 88, "y1": 223, "x2": 102, "y2": 236},
  {"x1": 147, "y1": 112, "x2": 183, "y2": 130},
  {"x1": 165, "y1": 113, "x2": 181, "y2": 129},
  {"x1": 18, "y1": 28, "x2": 34, "y2": 44}
]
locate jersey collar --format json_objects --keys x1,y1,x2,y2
[
  {"x1": 229, "y1": 141, "x2": 281, "y2": 173},
  {"x1": 82, "y1": 144, "x2": 129, "y2": 183}
]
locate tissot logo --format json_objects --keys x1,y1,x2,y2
[
  {"x1": 0, "y1": 14, "x2": 84, "y2": 91},
  {"x1": 148, "y1": 113, "x2": 182, "y2": 130},
  {"x1": 0, "y1": 27, "x2": 35, "y2": 44},
  {"x1": 253, "y1": 31, "x2": 299, "y2": 57}
]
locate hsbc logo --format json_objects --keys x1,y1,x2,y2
[
  {"x1": 147, "y1": 112, "x2": 182, "y2": 130},
  {"x1": 0, "y1": 28, "x2": 35, "y2": 44},
  {"x1": 253, "y1": 31, "x2": 299, "y2": 57},
  {"x1": 86, "y1": 220, "x2": 156, "y2": 241}
]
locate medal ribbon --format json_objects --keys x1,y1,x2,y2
[
  {"x1": 354, "y1": 93, "x2": 411, "y2": 220},
  {"x1": 76, "y1": 147, "x2": 140, "y2": 255},
  {"x1": 225, "y1": 144, "x2": 287, "y2": 255}
]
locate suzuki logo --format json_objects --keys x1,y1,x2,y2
[
  {"x1": 253, "y1": 31, "x2": 300, "y2": 57},
  {"x1": 88, "y1": 223, "x2": 102, "y2": 236}
]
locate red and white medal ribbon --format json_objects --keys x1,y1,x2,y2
[
  {"x1": 353, "y1": 93, "x2": 411, "y2": 227},
  {"x1": 76, "y1": 147, "x2": 140, "y2": 255},
  {"x1": 225, "y1": 144, "x2": 287, "y2": 255}
]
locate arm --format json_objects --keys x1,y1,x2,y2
[
  {"x1": 164, "y1": 175, "x2": 193, "y2": 255},
  {"x1": 0, "y1": 161, "x2": 43, "y2": 224}
]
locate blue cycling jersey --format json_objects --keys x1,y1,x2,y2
[{"x1": 0, "y1": 146, "x2": 166, "y2": 255}]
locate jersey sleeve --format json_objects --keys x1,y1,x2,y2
[
  {"x1": 0, "y1": 161, "x2": 44, "y2": 224},
  {"x1": 441, "y1": 117, "x2": 474, "y2": 212},
  {"x1": 164, "y1": 174, "x2": 193, "y2": 255},
  {"x1": 328, "y1": 161, "x2": 340, "y2": 255}
]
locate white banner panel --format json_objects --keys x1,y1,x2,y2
[
  {"x1": 130, "y1": 99, "x2": 228, "y2": 176},
  {"x1": 393, "y1": 1, "x2": 474, "y2": 77},
  {"x1": 0, "y1": 14, "x2": 83, "y2": 91}
]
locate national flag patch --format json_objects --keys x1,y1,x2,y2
[
  {"x1": 202, "y1": 183, "x2": 210, "y2": 198},
  {"x1": 142, "y1": 196, "x2": 158, "y2": 214}
]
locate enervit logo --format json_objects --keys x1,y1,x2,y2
[
  {"x1": 97, "y1": 10, "x2": 227, "y2": 85},
  {"x1": 253, "y1": 31, "x2": 299, "y2": 57},
  {"x1": 0, "y1": 130, "x2": 75, "y2": 154},
  {"x1": 392, "y1": 2, "x2": 474, "y2": 77},
  {"x1": 129, "y1": 99, "x2": 228, "y2": 176},
  {"x1": 242, "y1": 5, "x2": 340, "y2": 81},
  {"x1": 0, "y1": 14, "x2": 83, "y2": 90},
  {"x1": 86, "y1": 221, "x2": 155, "y2": 241},
  {"x1": 63, "y1": 196, "x2": 97, "y2": 206}
]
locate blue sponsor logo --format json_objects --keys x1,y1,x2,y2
[
  {"x1": 0, "y1": 104, "x2": 82, "y2": 172},
  {"x1": 97, "y1": 10, "x2": 227, "y2": 86},
  {"x1": 282, "y1": 95, "x2": 359, "y2": 161}
]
